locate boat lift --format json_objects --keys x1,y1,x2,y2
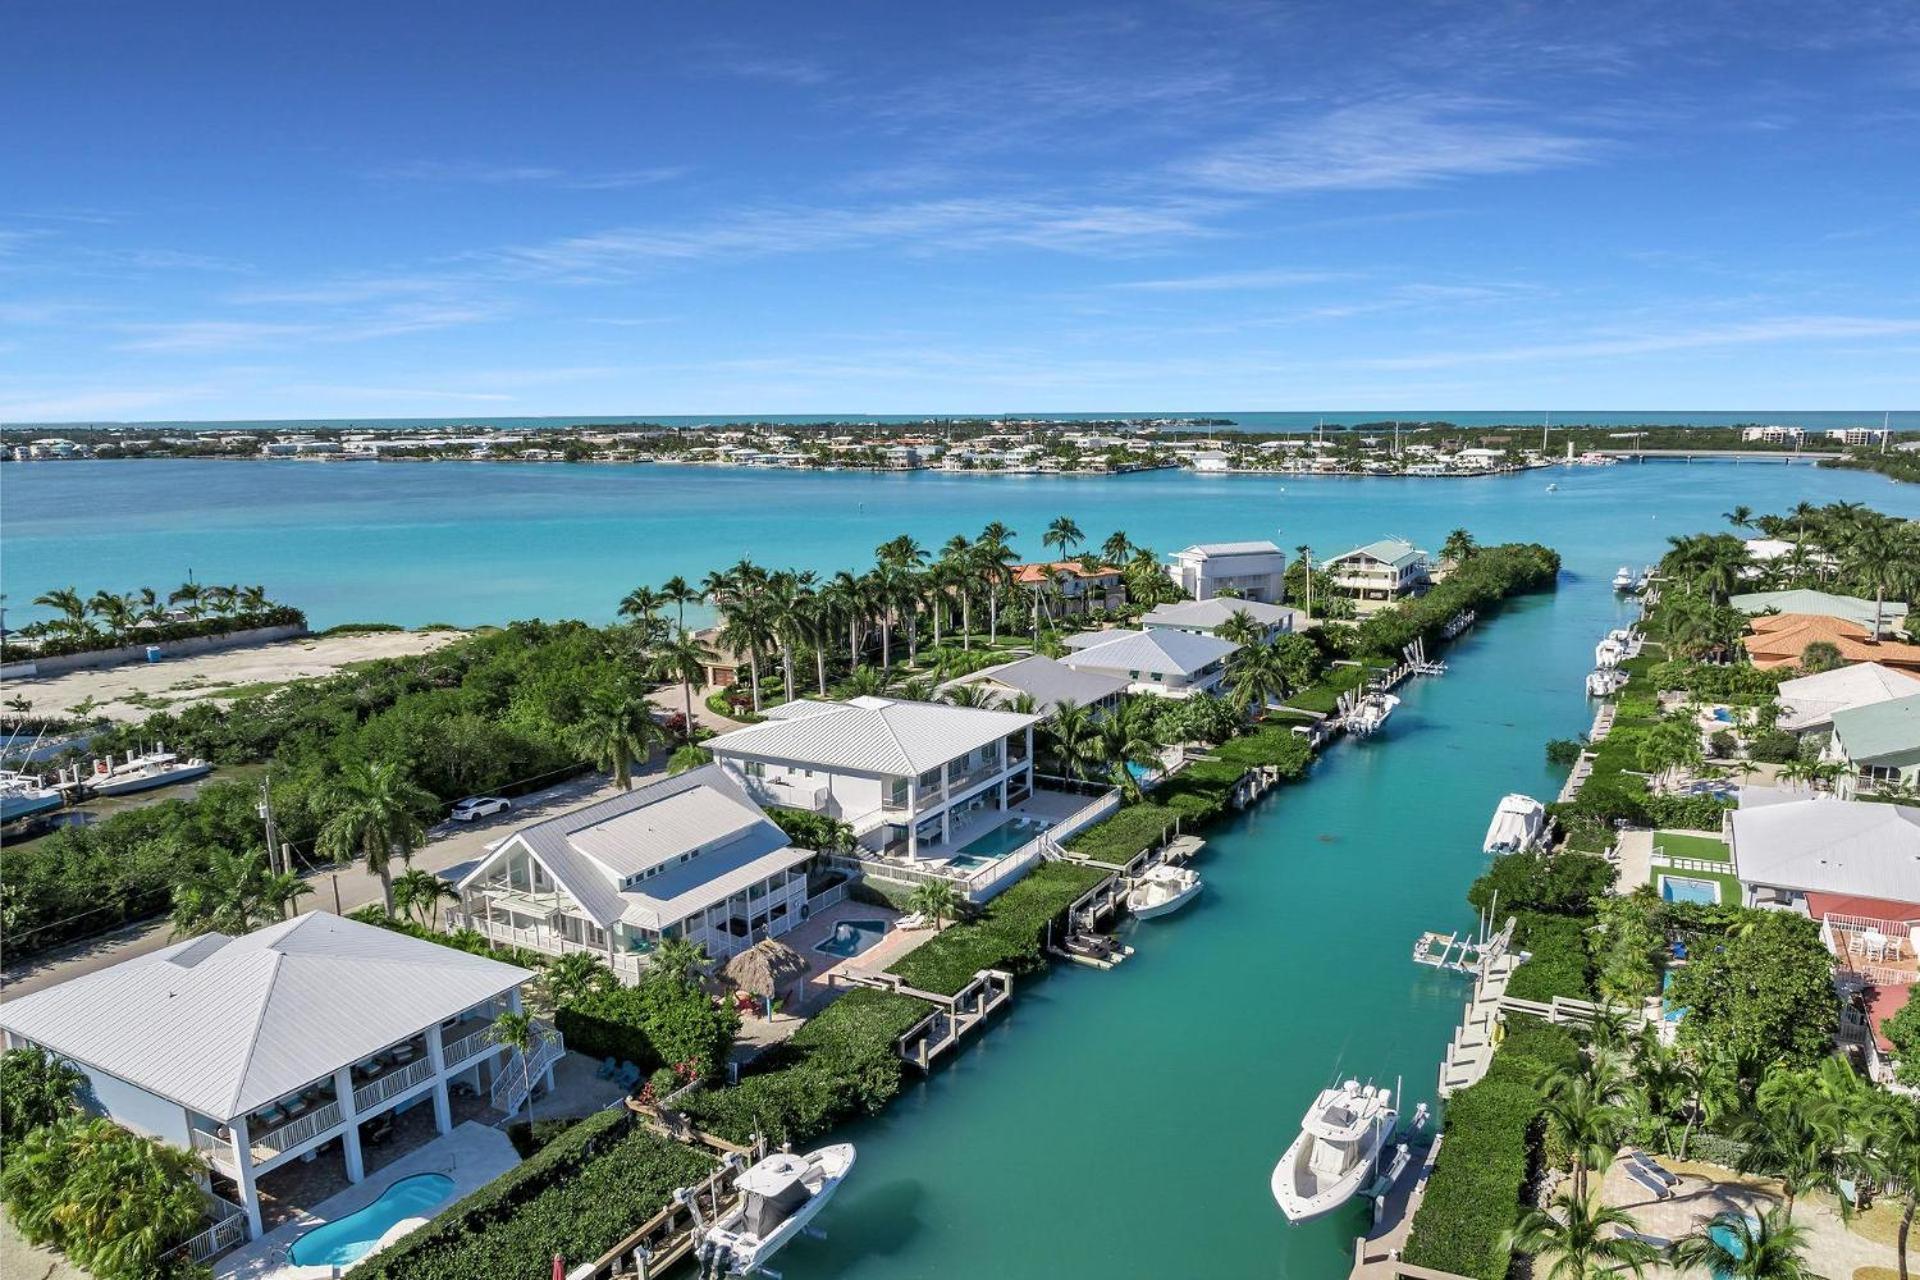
[
  {"x1": 1412, "y1": 907, "x2": 1519, "y2": 973},
  {"x1": 1402, "y1": 637, "x2": 1446, "y2": 676}
]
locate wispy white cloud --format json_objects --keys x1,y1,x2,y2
[
  {"x1": 706, "y1": 51, "x2": 831, "y2": 87},
  {"x1": 372, "y1": 160, "x2": 685, "y2": 190},
  {"x1": 1357, "y1": 315, "x2": 1920, "y2": 370},
  {"x1": 115, "y1": 302, "x2": 500, "y2": 353},
  {"x1": 1114, "y1": 267, "x2": 1353, "y2": 292},
  {"x1": 1179, "y1": 93, "x2": 1599, "y2": 193}
]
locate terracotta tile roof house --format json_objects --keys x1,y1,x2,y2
[{"x1": 1744, "y1": 613, "x2": 1920, "y2": 672}]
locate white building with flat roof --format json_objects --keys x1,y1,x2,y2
[
  {"x1": 1165, "y1": 540, "x2": 1287, "y2": 603},
  {"x1": 0, "y1": 913, "x2": 543, "y2": 1246}
]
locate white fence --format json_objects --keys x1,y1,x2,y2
[
  {"x1": 163, "y1": 1189, "x2": 249, "y2": 1264},
  {"x1": 354, "y1": 1055, "x2": 436, "y2": 1113}
]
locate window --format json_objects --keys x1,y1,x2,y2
[{"x1": 743, "y1": 760, "x2": 765, "y2": 778}]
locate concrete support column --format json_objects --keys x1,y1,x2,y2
[
  {"x1": 426, "y1": 1025, "x2": 452, "y2": 1136},
  {"x1": 333, "y1": 1066, "x2": 364, "y2": 1184},
  {"x1": 941, "y1": 806, "x2": 951, "y2": 844},
  {"x1": 508, "y1": 988, "x2": 524, "y2": 1015},
  {"x1": 229, "y1": 1116, "x2": 263, "y2": 1240},
  {"x1": 998, "y1": 777, "x2": 1008, "y2": 811}
]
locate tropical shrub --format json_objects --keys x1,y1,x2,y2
[
  {"x1": 1545, "y1": 737, "x2": 1585, "y2": 768},
  {"x1": 676, "y1": 989, "x2": 930, "y2": 1145},
  {"x1": 0, "y1": 1115, "x2": 210, "y2": 1280},
  {"x1": 1666, "y1": 908, "x2": 1839, "y2": 1068},
  {"x1": 766, "y1": 808, "x2": 853, "y2": 852},
  {"x1": 1505, "y1": 912, "x2": 1594, "y2": 1001},
  {"x1": 553, "y1": 972, "x2": 737, "y2": 1078},
  {"x1": 886, "y1": 861, "x2": 1108, "y2": 994},
  {"x1": 1746, "y1": 729, "x2": 1802, "y2": 764},
  {"x1": 1467, "y1": 850, "x2": 1613, "y2": 919},
  {"x1": 1063, "y1": 804, "x2": 1179, "y2": 865},
  {"x1": 0, "y1": 1045, "x2": 85, "y2": 1144},
  {"x1": 23, "y1": 605, "x2": 308, "y2": 659},
  {"x1": 348, "y1": 1113, "x2": 713, "y2": 1280}
]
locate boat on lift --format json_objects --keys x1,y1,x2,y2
[
  {"x1": 87, "y1": 747, "x2": 212, "y2": 797},
  {"x1": 1271, "y1": 1080, "x2": 1399, "y2": 1223},
  {"x1": 1483, "y1": 794, "x2": 1547, "y2": 854},
  {"x1": 1586, "y1": 668, "x2": 1628, "y2": 697},
  {"x1": 1126, "y1": 864, "x2": 1203, "y2": 919},
  {"x1": 1611, "y1": 565, "x2": 1635, "y2": 591},
  {"x1": 699, "y1": 1143, "x2": 855, "y2": 1276},
  {"x1": 1347, "y1": 692, "x2": 1400, "y2": 737}
]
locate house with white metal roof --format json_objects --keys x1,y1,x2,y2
[
  {"x1": 938, "y1": 654, "x2": 1128, "y2": 716},
  {"x1": 1825, "y1": 693, "x2": 1920, "y2": 799},
  {"x1": 1730, "y1": 588, "x2": 1910, "y2": 636},
  {"x1": 706, "y1": 696, "x2": 1044, "y2": 872},
  {"x1": 0, "y1": 912, "x2": 542, "y2": 1244},
  {"x1": 453, "y1": 763, "x2": 811, "y2": 975},
  {"x1": 1323, "y1": 538, "x2": 1432, "y2": 613},
  {"x1": 1778, "y1": 662, "x2": 1920, "y2": 734},
  {"x1": 1141, "y1": 597, "x2": 1301, "y2": 643},
  {"x1": 1164, "y1": 540, "x2": 1287, "y2": 603},
  {"x1": 1730, "y1": 797, "x2": 1920, "y2": 908},
  {"x1": 1059, "y1": 627, "x2": 1238, "y2": 698}
]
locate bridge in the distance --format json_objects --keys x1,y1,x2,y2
[{"x1": 1594, "y1": 448, "x2": 1843, "y2": 464}]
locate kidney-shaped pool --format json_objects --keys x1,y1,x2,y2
[{"x1": 288, "y1": 1172, "x2": 456, "y2": 1267}]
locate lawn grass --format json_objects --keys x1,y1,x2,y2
[{"x1": 1653, "y1": 831, "x2": 1731, "y2": 862}]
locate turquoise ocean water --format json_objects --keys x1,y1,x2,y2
[{"x1": 5, "y1": 458, "x2": 1919, "y2": 1277}]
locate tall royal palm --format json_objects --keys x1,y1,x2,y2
[
  {"x1": 718, "y1": 593, "x2": 776, "y2": 713},
  {"x1": 660, "y1": 575, "x2": 701, "y2": 635},
  {"x1": 568, "y1": 687, "x2": 667, "y2": 790},
  {"x1": 1101, "y1": 530, "x2": 1132, "y2": 565},
  {"x1": 316, "y1": 760, "x2": 434, "y2": 915},
  {"x1": 1500, "y1": 1194, "x2": 1659, "y2": 1280},
  {"x1": 976, "y1": 523, "x2": 1018, "y2": 643},
  {"x1": 652, "y1": 634, "x2": 709, "y2": 734},
  {"x1": 1042, "y1": 515, "x2": 1084, "y2": 562},
  {"x1": 1842, "y1": 519, "x2": 1919, "y2": 638},
  {"x1": 940, "y1": 535, "x2": 975, "y2": 647}
]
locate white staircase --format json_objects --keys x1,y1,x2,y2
[{"x1": 490, "y1": 1022, "x2": 565, "y2": 1117}]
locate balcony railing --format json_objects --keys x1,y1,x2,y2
[
  {"x1": 354, "y1": 1056, "x2": 435, "y2": 1113},
  {"x1": 747, "y1": 776, "x2": 827, "y2": 811},
  {"x1": 255, "y1": 1099, "x2": 344, "y2": 1159},
  {"x1": 946, "y1": 759, "x2": 1006, "y2": 794},
  {"x1": 162, "y1": 1190, "x2": 248, "y2": 1265},
  {"x1": 443, "y1": 1024, "x2": 500, "y2": 1068}
]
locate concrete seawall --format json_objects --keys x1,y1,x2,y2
[{"x1": 1, "y1": 624, "x2": 310, "y2": 680}]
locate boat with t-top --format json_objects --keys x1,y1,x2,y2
[
  {"x1": 1483, "y1": 793, "x2": 1547, "y2": 854},
  {"x1": 699, "y1": 1143, "x2": 855, "y2": 1276},
  {"x1": 1611, "y1": 565, "x2": 1634, "y2": 591},
  {"x1": 88, "y1": 747, "x2": 212, "y2": 797},
  {"x1": 1126, "y1": 864, "x2": 1202, "y2": 919},
  {"x1": 1, "y1": 771, "x2": 63, "y2": 824},
  {"x1": 1271, "y1": 1080, "x2": 1397, "y2": 1223}
]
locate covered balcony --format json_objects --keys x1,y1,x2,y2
[{"x1": 1822, "y1": 911, "x2": 1920, "y2": 986}]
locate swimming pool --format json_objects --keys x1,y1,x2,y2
[
  {"x1": 1660, "y1": 874, "x2": 1721, "y2": 905},
  {"x1": 288, "y1": 1173, "x2": 456, "y2": 1267},
  {"x1": 1661, "y1": 970, "x2": 1688, "y2": 1023},
  {"x1": 814, "y1": 919, "x2": 888, "y2": 958},
  {"x1": 954, "y1": 818, "x2": 1054, "y2": 860}
]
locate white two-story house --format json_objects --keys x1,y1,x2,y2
[
  {"x1": 0, "y1": 913, "x2": 546, "y2": 1249},
  {"x1": 1060, "y1": 628, "x2": 1239, "y2": 698},
  {"x1": 452, "y1": 764, "x2": 813, "y2": 976},
  {"x1": 1165, "y1": 540, "x2": 1287, "y2": 603},
  {"x1": 1141, "y1": 597, "x2": 1301, "y2": 643},
  {"x1": 1324, "y1": 538, "x2": 1432, "y2": 612},
  {"x1": 706, "y1": 696, "x2": 1041, "y2": 866}
]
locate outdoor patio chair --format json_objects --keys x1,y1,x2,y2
[
  {"x1": 1630, "y1": 1152, "x2": 1678, "y2": 1186},
  {"x1": 595, "y1": 1056, "x2": 619, "y2": 1080},
  {"x1": 615, "y1": 1062, "x2": 642, "y2": 1090},
  {"x1": 1623, "y1": 1162, "x2": 1670, "y2": 1200}
]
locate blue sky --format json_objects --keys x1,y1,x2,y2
[{"x1": 3, "y1": 0, "x2": 1918, "y2": 420}]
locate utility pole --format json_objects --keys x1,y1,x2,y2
[{"x1": 257, "y1": 773, "x2": 284, "y2": 875}]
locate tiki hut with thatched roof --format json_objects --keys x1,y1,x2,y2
[{"x1": 725, "y1": 938, "x2": 810, "y2": 1013}]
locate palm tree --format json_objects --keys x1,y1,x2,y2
[
  {"x1": 1228, "y1": 640, "x2": 1289, "y2": 716},
  {"x1": 31, "y1": 586, "x2": 88, "y2": 640},
  {"x1": 391, "y1": 866, "x2": 455, "y2": 928},
  {"x1": 940, "y1": 536, "x2": 975, "y2": 646},
  {"x1": 1669, "y1": 1208, "x2": 1816, "y2": 1279},
  {"x1": 1043, "y1": 515, "x2": 1084, "y2": 562},
  {"x1": 1539, "y1": 1058, "x2": 1630, "y2": 1202},
  {"x1": 1736, "y1": 1063, "x2": 1849, "y2": 1221},
  {"x1": 826, "y1": 570, "x2": 873, "y2": 671},
  {"x1": 1867, "y1": 1093, "x2": 1920, "y2": 1280},
  {"x1": 907, "y1": 879, "x2": 964, "y2": 932},
  {"x1": 489, "y1": 1009, "x2": 540, "y2": 1122},
  {"x1": 976, "y1": 522, "x2": 1018, "y2": 642},
  {"x1": 1217, "y1": 608, "x2": 1262, "y2": 648},
  {"x1": 1841, "y1": 519, "x2": 1919, "y2": 639},
  {"x1": 568, "y1": 687, "x2": 666, "y2": 790},
  {"x1": 315, "y1": 760, "x2": 434, "y2": 914},
  {"x1": 943, "y1": 682, "x2": 992, "y2": 708},
  {"x1": 617, "y1": 584, "x2": 666, "y2": 630},
  {"x1": 544, "y1": 951, "x2": 615, "y2": 1007},
  {"x1": 1045, "y1": 700, "x2": 1101, "y2": 780},
  {"x1": 660, "y1": 575, "x2": 701, "y2": 635},
  {"x1": 649, "y1": 936, "x2": 709, "y2": 985},
  {"x1": 1723, "y1": 504, "x2": 1754, "y2": 529},
  {"x1": 1101, "y1": 530, "x2": 1132, "y2": 565},
  {"x1": 668, "y1": 743, "x2": 712, "y2": 774},
  {"x1": 167, "y1": 580, "x2": 206, "y2": 620},
  {"x1": 1294, "y1": 544, "x2": 1314, "y2": 617},
  {"x1": 1440, "y1": 529, "x2": 1477, "y2": 564},
  {"x1": 718, "y1": 593, "x2": 776, "y2": 713},
  {"x1": 237, "y1": 583, "x2": 270, "y2": 613},
  {"x1": 1500, "y1": 1193, "x2": 1660, "y2": 1280},
  {"x1": 87, "y1": 590, "x2": 136, "y2": 643},
  {"x1": 651, "y1": 634, "x2": 709, "y2": 738},
  {"x1": 1097, "y1": 698, "x2": 1161, "y2": 778},
  {"x1": 170, "y1": 848, "x2": 312, "y2": 936}
]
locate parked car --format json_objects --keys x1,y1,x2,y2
[{"x1": 450, "y1": 796, "x2": 511, "y2": 822}]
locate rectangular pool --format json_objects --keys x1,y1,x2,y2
[
  {"x1": 813, "y1": 918, "x2": 888, "y2": 959},
  {"x1": 954, "y1": 817, "x2": 1055, "y2": 861},
  {"x1": 1660, "y1": 874, "x2": 1721, "y2": 905}
]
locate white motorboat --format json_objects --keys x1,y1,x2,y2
[
  {"x1": 1126, "y1": 864, "x2": 1202, "y2": 919},
  {"x1": 1545, "y1": 482, "x2": 1558, "y2": 492},
  {"x1": 0, "y1": 771, "x2": 63, "y2": 824},
  {"x1": 88, "y1": 748, "x2": 212, "y2": 797},
  {"x1": 1611, "y1": 565, "x2": 1634, "y2": 591},
  {"x1": 1483, "y1": 793, "x2": 1546, "y2": 854},
  {"x1": 1586, "y1": 668, "x2": 1627, "y2": 697},
  {"x1": 700, "y1": 1143, "x2": 855, "y2": 1276},
  {"x1": 1347, "y1": 692, "x2": 1400, "y2": 736},
  {"x1": 1634, "y1": 567, "x2": 1652, "y2": 592},
  {"x1": 1271, "y1": 1080, "x2": 1397, "y2": 1223}
]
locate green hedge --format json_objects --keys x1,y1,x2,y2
[
  {"x1": 551, "y1": 977, "x2": 738, "y2": 1079},
  {"x1": 1150, "y1": 725, "x2": 1313, "y2": 823},
  {"x1": 23, "y1": 606, "x2": 308, "y2": 658},
  {"x1": 1402, "y1": 1019, "x2": 1578, "y2": 1280},
  {"x1": 350, "y1": 1110, "x2": 713, "y2": 1280},
  {"x1": 1505, "y1": 912, "x2": 1595, "y2": 1002},
  {"x1": 886, "y1": 861, "x2": 1109, "y2": 995},
  {"x1": 1063, "y1": 804, "x2": 1179, "y2": 865},
  {"x1": 676, "y1": 988, "x2": 931, "y2": 1146}
]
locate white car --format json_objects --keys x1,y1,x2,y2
[{"x1": 450, "y1": 796, "x2": 511, "y2": 822}]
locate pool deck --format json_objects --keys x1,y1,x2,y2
[{"x1": 215, "y1": 1122, "x2": 519, "y2": 1280}]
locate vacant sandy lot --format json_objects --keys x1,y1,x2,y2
[{"x1": 6, "y1": 629, "x2": 463, "y2": 724}]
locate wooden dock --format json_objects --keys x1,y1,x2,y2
[
  {"x1": 563, "y1": 1130, "x2": 765, "y2": 1280},
  {"x1": 831, "y1": 967, "x2": 1015, "y2": 1071}
]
